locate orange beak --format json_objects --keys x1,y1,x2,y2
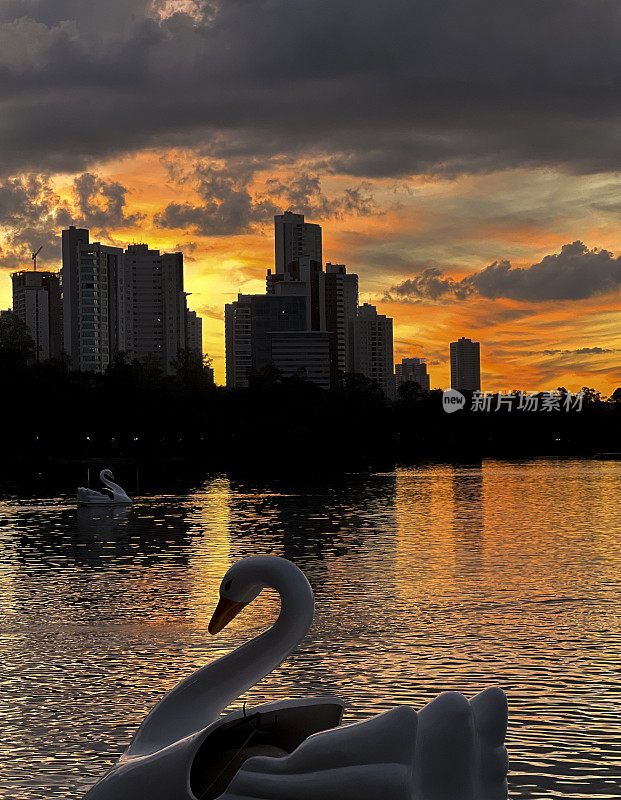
[{"x1": 208, "y1": 597, "x2": 248, "y2": 635}]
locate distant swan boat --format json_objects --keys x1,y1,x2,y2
[
  {"x1": 77, "y1": 469, "x2": 132, "y2": 505},
  {"x1": 84, "y1": 555, "x2": 508, "y2": 800}
]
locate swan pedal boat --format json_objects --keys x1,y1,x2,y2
[
  {"x1": 77, "y1": 469, "x2": 132, "y2": 505},
  {"x1": 84, "y1": 555, "x2": 508, "y2": 800}
]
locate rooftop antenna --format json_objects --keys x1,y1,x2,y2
[{"x1": 32, "y1": 246, "x2": 42, "y2": 271}]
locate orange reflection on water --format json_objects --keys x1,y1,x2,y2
[{"x1": 0, "y1": 460, "x2": 619, "y2": 799}]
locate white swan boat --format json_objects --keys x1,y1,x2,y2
[
  {"x1": 84, "y1": 555, "x2": 508, "y2": 799},
  {"x1": 77, "y1": 469, "x2": 132, "y2": 506}
]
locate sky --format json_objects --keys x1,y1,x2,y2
[{"x1": 0, "y1": 0, "x2": 619, "y2": 391}]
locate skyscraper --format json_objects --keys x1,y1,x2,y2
[
  {"x1": 354, "y1": 303, "x2": 395, "y2": 399},
  {"x1": 186, "y1": 309, "x2": 203, "y2": 357},
  {"x1": 117, "y1": 244, "x2": 189, "y2": 374},
  {"x1": 61, "y1": 226, "x2": 122, "y2": 372},
  {"x1": 226, "y1": 212, "x2": 388, "y2": 392},
  {"x1": 324, "y1": 263, "x2": 358, "y2": 380},
  {"x1": 395, "y1": 357, "x2": 430, "y2": 392},
  {"x1": 271, "y1": 212, "x2": 325, "y2": 336},
  {"x1": 11, "y1": 269, "x2": 62, "y2": 360},
  {"x1": 269, "y1": 331, "x2": 331, "y2": 389},
  {"x1": 62, "y1": 227, "x2": 201, "y2": 374},
  {"x1": 450, "y1": 337, "x2": 481, "y2": 391},
  {"x1": 266, "y1": 256, "x2": 325, "y2": 332},
  {"x1": 161, "y1": 252, "x2": 189, "y2": 373},
  {"x1": 274, "y1": 212, "x2": 322, "y2": 274},
  {"x1": 225, "y1": 293, "x2": 330, "y2": 388}
]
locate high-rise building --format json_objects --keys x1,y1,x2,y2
[
  {"x1": 186, "y1": 309, "x2": 202, "y2": 357},
  {"x1": 226, "y1": 213, "x2": 383, "y2": 392},
  {"x1": 161, "y1": 252, "x2": 189, "y2": 373},
  {"x1": 61, "y1": 226, "x2": 122, "y2": 372},
  {"x1": 117, "y1": 243, "x2": 163, "y2": 367},
  {"x1": 450, "y1": 337, "x2": 481, "y2": 391},
  {"x1": 225, "y1": 293, "x2": 331, "y2": 388},
  {"x1": 395, "y1": 357, "x2": 430, "y2": 392},
  {"x1": 354, "y1": 303, "x2": 395, "y2": 399},
  {"x1": 267, "y1": 257, "x2": 325, "y2": 332},
  {"x1": 11, "y1": 269, "x2": 62, "y2": 360},
  {"x1": 62, "y1": 227, "x2": 201, "y2": 374},
  {"x1": 270, "y1": 331, "x2": 331, "y2": 389},
  {"x1": 324, "y1": 263, "x2": 358, "y2": 380},
  {"x1": 117, "y1": 244, "x2": 188, "y2": 374},
  {"x1": 274, "y1": 212, "x2": 322, "y2": 274}
]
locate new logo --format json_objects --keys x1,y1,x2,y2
[{"x1": 442, "y1": 388, "x2": 465, "y2": 413}]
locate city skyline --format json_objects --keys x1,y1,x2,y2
[
  {"x1": 0, "y1": 2, "x2": 619, "y2": 391},
  {"x1": 1, "y1": 209, "x2": 619, "y2": 393},
  {"x1": 8, "y1": 226, "x2": 204, "y2": 376},
  {"x1": 0, "y1": 6, "x2": 619, "y2": 800},
  {"x1": 2, "y1": 216, "x2": 619, "y2": 393}
]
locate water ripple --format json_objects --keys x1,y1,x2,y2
[{"x1": 0, "y1": 459, "x2": 619, "y2": 798}]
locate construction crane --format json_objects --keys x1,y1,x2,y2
[{"x1": 32, "y1": 245, "x2": 42, "y2": 271}]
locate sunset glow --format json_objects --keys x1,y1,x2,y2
[{"x1": 1, "y1": 2, "x2": 619, "y2": 392}]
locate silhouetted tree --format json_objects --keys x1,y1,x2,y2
[
  {"x1": 0, "y1": 345, "x2": 618, "y2": 471},
  {"x1": 340, "y1": 372, "x2": 386, "y2": 402},
  {"x1": 0, "y1": 310, "x2": 35, "y2": 365},
  {"x1": 609, "y1": 387, "x2": 621, "y2": 404},
  {"x1": 248, "y1": 364, "x2": 283, "y2": 389},
  {"x1": 107, "y1": 350, "x2": 130, "y2": 370},
  {"x1": 580, "y1": 386, "x2": 601, "y2": 404},
  {"x1": 174, "y1": 348, "x2": 214, "y2": 390},
  {"x1": 397, "y1": 380, "x2": 426, "y2": 403},
  {"x1": 45, "y1": 351, "x2": 72, "y2": 372}
]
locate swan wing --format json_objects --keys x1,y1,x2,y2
[
  {"x1": 215, "y1": 706, "x2": 417, "y2": 800},
  {"x1": 190, "y1": 698, "x2": 344, "y2": 800},
  {"x1": 414, "y1": 688, "x2": 508, "y2": 800},
  {"x1": 112, "y1": 491, "x2": 132, "y2": 504},
  {"x1": 77, "y1": 488, "x2": 109, "y2": 503},
  {"x1": 109, "y1": 486, "x2": 132, "y2": 503},
  {"x1": 215, "y1": 690, "x2": 507, "y2": 800},
  {"x1": 84, "y1": 698, "x2": 344, "y2": 800},
  {"x1": 101, "y1": 475, "x2": 132, "y2": 503}
]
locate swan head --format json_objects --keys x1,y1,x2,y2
[
  {"x1": 208, "y1": 555, "x2": 313, "y2": 636},
  {"x1": 100, "y1": 468, "x2": 115, "y2": 481},
  {"x1": 209, "y1": 558, "x2": 266, "y2": 635}
]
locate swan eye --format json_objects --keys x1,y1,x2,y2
[{"x1": 223, "y1": 579, "x2": 232, "y2": 591}]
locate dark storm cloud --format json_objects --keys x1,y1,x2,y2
[
  {"x1": 525, "y1": 346, "x2": 618, "y2": 356},
  {"x1": 73, "y1": 173, "x2": 144, "y2": 231},
  {"x1": 548, "y1": 347, "x2": 613, "y2": 355},
  {"x1": 0, "y1": 172, "x2": 141, "y2": 268},
  {"x1": 388, "y1": 268, "x2": 469, "y2": 301},
  {"x1": 154, "y1": 163, "x2": 279, "y2": 235},
  {"x1": 0, "y1": 175, "x2": 67, "y2": 267},
  {"x1": 467, "y1": 243, "x2": 621, "y2": 301},
  {"x1": 154, "y1": 162, "x2": 376, "y2": 235},
  {"x1": 387, "y1": 243, "x2": 621, "y2": 303},
  {"x1": 263, "y1": 175, "x2": 376, "y2": 219},
  {"x1": 0, "y1": 0, "x2": 619, "y2": 177}
]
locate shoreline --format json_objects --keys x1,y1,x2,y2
[{"x1": 1, "y1": 452, "x2": 615, "y2": 496}]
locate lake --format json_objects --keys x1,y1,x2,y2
[{"x1": 1, "y1": 459, "x2": 620, "y2": 798}]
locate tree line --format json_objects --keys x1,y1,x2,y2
[{"x1": 1, "y1": 310, "x2": 619, "y2": 475}]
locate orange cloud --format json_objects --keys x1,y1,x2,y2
[{"x1": 1, "y1": 151, "x2": 619, "y2": 392}]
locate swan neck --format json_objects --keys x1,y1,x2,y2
[
  {"x1": 127, "y1": 558, "x2": 313, "y2": 755},
  {"x1": 101, "y1": 472, "x2": 122, "y2": 494},
  {"x1": 217, "y1": 565, "x2": 314, "y2": 704}
]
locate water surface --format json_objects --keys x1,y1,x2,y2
[{"x1": 1, "y1": 460, "x2": 620, "y2": 798}]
